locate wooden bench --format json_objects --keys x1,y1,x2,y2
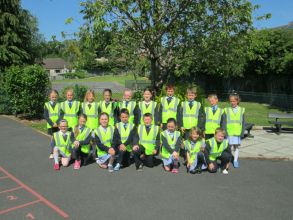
[
  {"x1": 245, "y1": 123, "x2": 254, "y2": 138},
  {"x1": 268, "y1": 113, "x2": 293, "y2": 132}
]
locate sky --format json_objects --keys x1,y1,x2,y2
[{"x1": 21, "y1": 0, "x2": 293, "y2": 41}]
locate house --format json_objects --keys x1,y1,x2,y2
[{"x1": 42, "y1": 58, "x2": 74, "y2": 80}]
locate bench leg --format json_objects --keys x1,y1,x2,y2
[{"x1": 276, "y1": 124, "x2": 281, "y2": 133}]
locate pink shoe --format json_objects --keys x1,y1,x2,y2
[
  {"x1": 74, "y1": 160, "x2": 81, "y2": 170},
  {"x1": 54, "y1": 163, "x2": 60, "y2": 170},
  {"x1": 171, "y1": 168, "x2": 178, "y2": 174}
]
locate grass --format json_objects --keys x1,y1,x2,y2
[{"x1": 52, "y1": 74, "x2": 148, "y2": 86}]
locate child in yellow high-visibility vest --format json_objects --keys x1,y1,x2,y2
[
  {"x1": 118, "y1": 89, "x2": 138, "y2": 125},
  {"x1": 82, "y1": 90, "x2": 99, "y2": 130},
  {"x1": 98, "y1": 89, "x2": 118, "y2": 126},
  {"x1": 223, "y1": 94, "x2": 245, "y2": 168}
]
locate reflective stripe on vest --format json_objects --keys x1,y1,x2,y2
[
  {"x1": 117, "y1": 122, "x2": 134, "y2": 152},
  {"x1": 45, "y1": 102, "x2": 60, "y2": 128},
  {"x1": 182, "y1": 101, "x2": 200, "y2": 128},
  {"x1": 94, "y1": 126, "x2": 114, "y2": 156},
  {"x1": 62, "y1": 101, "x2": 80, "y2": 128},
  {"x1": 138, "y1": 101, "x2": 156, "y2": 124},
  {"x1": 204, "y1": 107, "x2": 223, "y2": 134},
  {"x1": 138, "y1": 125, "x2": 159, "y2": 155},
  {"x1": 225, "y1": 107, "x2": 245, "y2": 136},
  {"x1": 208, "y1": 138, "x2": 228, "y2": 161},
  {"x1": 82, "y1": 102, "x2": 99, "y2": 129},
  {"x1": 161, "y1": 97, "x2": 179, "y2": 123},
  {"x1": 54, "y1": 131, "x2": 72, "y2": 157},
  {"x1": 161, "y1": 130, "x2": 180, "y2": 159}
]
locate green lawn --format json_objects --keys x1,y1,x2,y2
[{"x1": 52, "y1": 74, "x2": 148, "y2": 86}]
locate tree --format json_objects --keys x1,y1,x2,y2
[{"x1": 80, "y1": 0, "x2": 256, "y2": 92}]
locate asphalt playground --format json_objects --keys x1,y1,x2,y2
[{"x1": 0, "y1": 116, "x2": 292, "y2": 220}]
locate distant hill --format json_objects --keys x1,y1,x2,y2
[{"x1": 273, "y1": 22, "x2": 293, "y2": 30}]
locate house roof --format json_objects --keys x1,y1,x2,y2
[{"x1": 42, "y1": 58, "x2": 70, "y2": 69}]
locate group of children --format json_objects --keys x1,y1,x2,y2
[{"x1": 44, "y1": 85, "x2": 245, "y2": 175}]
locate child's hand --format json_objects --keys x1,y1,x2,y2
[
  {"x1": 209, "y1": 163, "x2": 215, "y2": 170},
  {"x1": 74, "y1": 141, "x2": 80, "y2": 147},
  {"x1": 172, "y1": 151, "x2": 179, "y2": 159},
  {"x1": 132, "y1": 145, "x2": 139, "y2": 151},
  {"x1": 160, "y1": 124, "x2": 163, "y2": 129},
  {"x1": 181, "y1": 127, "x2": 185, "y2": 133},
  {"x1": 119, "y1": 144, "x2": 126, "y2": 151},
  {"x1": 108, "y1": 147, "x2": 115, "y2": 156},
  {"x1": 53, "y1": 123, "x2": 58, "y2": 127},
  {"x1": 153, "y1": 149, "x2": 157, "y2": 155},
  {"x1": 200, "y1": 147, "x2": 205, "y2": 152},
  {"x1": 187, "y1": 163, "x2": 190, "y2": 168}
]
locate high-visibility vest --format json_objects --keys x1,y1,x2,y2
[
  {"x1": 207, "y1": 137, "x2": 228, "y2": 161},
  {"x1": 74, "y1": 126, "x2": 92, "y2": 154},
  {"x1": 160, "y1": 97, "x2": 180, "y2": 123},
  {"x1": 138, "y1": 101, "x2": 157, "y2": 124},
  {"x1": 116, "y1": 122, "x2": 134, "y2": 152},
  {"x1": 225, "y1": 107, "x2": 245, "y2": 136},
  {"x1": 184, "y1": 139, "x2": 203, "y2": 164},
  {"x1": 161, "y1": 130, "x2": 180, "y2": 159},
  {"x1": 61, "y1": 100, "x2": 80, "y2": 129},
  {"x1": 94, "y1": 126, "x2": 114, "y2": 157},
  {"x1": 204, "y1": 107, "x2": 223, "y2": 134},
  {"x1": 181, "y1": 101, "x2": 201, "y2": 129},
  {"x1": 44, "y1": 102, "x2": 60, "y2": 128},
  {"x1": 138, "y1": 124, "x2": 159, "y2": 155},
  {"x1": 99, "y1": 101, "x2": 115, "y2": 126},
  {"x1": 82, "y1": 102, "x2": 99, "y2": 130},
  {"x1": 119, "y1": 101, "x2": 136, "y2": 123},
  {"x1": 53, "y1": 131, "x2": 72, "y2": 157}
]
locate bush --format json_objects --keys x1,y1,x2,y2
[
  {"x1": 3, "y1": 65, "x2": 50, "y2": 118},
  {"x1": 60, "y1": 84, "x2": 88, "y2": 102},
  {"x1": 64, "y1": 70, "x2": 87, "y2": 79}
]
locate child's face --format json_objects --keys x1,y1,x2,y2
[
  {"x1": 167, "y1": 122, "x2": 176, "y2": 132},
  {"x1": 143, "y1": 91, "x2": 152, "y2": 101},
  {"x1": 66, "y1": 91, "x2": 73, "y2": 101},
  {"x1": 191, "y1": 131, "x2": 199, "y2": 141},
  {"x1": 59, "y1": 122, "x2": 67, "y2": 133},
  {"x1": 87, "y1": 93, "x2": 94, "y2": 103},
  {"x1": 215, "y1": 132, "x2": 225, "y2": 142},
  {"x1": 104, "y1": 91, "x2": 111, "y2": 102},
  {"x1": 230, "y1": 97, "x2": 238, "y2": 108},
  {"x1": 120, "y1": 113, "x2": 129, "y2": 123},
  {"x1": 123, "y1": 91, "x2": 132, "y2": 101},
  {"x1": 187, "y1": 92, "x2": 196, "y2": 101},
  {"x1": 50, "y1": 93, "x2": 58, "y2": 102},
  {"x1": 208, "y1": 97, "x2": 218, "y2": 106},
  {"x1": 99, "y1": 115, "x2": 109, "y2": 127},
  {"x1": 143, "y1": 116, "x2": 152, "y2": 126},
  {"x1": 166, "y1": 88, "x2": 174, "y2": 97},
  {"x1": 79, "y1": 117, "x2": 86, "y2": 127}
]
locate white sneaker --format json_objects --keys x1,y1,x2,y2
[{"x1": 222, "y1": 169, "x2": 229, "y2": 175}]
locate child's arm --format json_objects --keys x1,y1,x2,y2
[
  {"x1": 177, "y1": 104, "x2": 183, "y2": 129},
  {"x1": 113, "y1": 102, "x2": 119, "y2": 124},
  {"x1": 241, "y1": 113, "x2": 246, "y2": 138},
  {"x1": 44, "y1": 105, "x2": 54, "y2": 127},
  {"x1": 198, "y1": 105, "x2": 205, "y2": 130},
  {"x1": 186, "y1": 151, "x2": 191, "y2": 167},
  {"x1": 133, "y1": 105, "x2": 139, "y2": 125},
  {"x1": 176, "y1": 100, "x2": 181, "y2": 123},
  {"x1": 201, "y1": 109, "x2": 206, "y2": 131},
  {"x1": 125, "y1": 126, "x2": 136, "y2": 146},
  {"x1": 94, "y1": 135, "x2": 111, "y2": 152},
  {"x1": 50, "y1": 137, "x2": 56, "y2": 148},
  {"x1": 136, "y1": 105, "x2": 141, "y2": 125},
  {"x1": 221, "y1": 112, "x2": 227, "y2": 136},
  {"x1": 174, "y1": 136, "x2": 182, "y2": 153},
  {"x1": 154, "y1": 103, "x2": 160, "y2": 125},
  {"x1": 77, "y1": 102, "x2": 82, "y2": 115},
  {"x1": 132, "y1": 127, "x2": 139, "y2": 146},
  {"x1": 155, "y1": 130, "x2": 160, "y2": 152},
  {"x1": 113, "y1": 128, "x2": 122, "y2": 149},
  {"x1": 158, "y1": 103, "x2": 163, "y2": 125},
  {"x1": 161, "y1": 135, "x2": 174, "y2": 154},
  {"x1": 79, "y1": 133, "x2": 92, "y2": 146},
  {"x1": 204, "y1": 141, "x2": 211, "y2": 164}
]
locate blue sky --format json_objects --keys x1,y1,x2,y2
[{"x1": 21, "y1": 0, "x2": 293, "y2": 41}]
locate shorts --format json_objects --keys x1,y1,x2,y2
[{"x1": 162, "y1": 155, "x2": 177, "y2": 166}]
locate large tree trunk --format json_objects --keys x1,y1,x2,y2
[{"x1": 150, "y1": 58, "x2": 158, "y2": 95}]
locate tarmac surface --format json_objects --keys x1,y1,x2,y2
[{"x1": 0, "y1": 116, "x2": 292, "y2": 220}]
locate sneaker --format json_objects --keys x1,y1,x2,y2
[
  {"x1": 49, "y1": 154, "x2": 54, "y2": 159},
  {"x1": 74, "y1": 160, "x2": 81, "y2": 170},
  {"x1": 171, "y1": 168, "x2": 178, "y2": 174},
  {"x1": 108, "y1": 165, "x2": 114, "y2": 173},
  {"x1": 137, "y1": 164, "x2": 143, "y2": 171},
  {"x1": 54, "y1": 163, "x2": 60, "y2": 170},
  {"x1": 233, "y1": 161, "x2": 239, "y2": 168},
  {"x1": 114, "y1": 163, "x2": 120, "y2": 171},
  {"x1": 195, "y1": 166, "x2": 202, "y2": 174},
  {"x1": 222, "y1": 169, "x2": 229, "y2": 175},
  {"x1": 189, "y1": 169, "x2": 196, "y2": 174}
]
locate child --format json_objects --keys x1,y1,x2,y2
[
  {"x1": 132, "y1": 113, "x2": 160, "y2": 171},
  {"x1": 204, "y1": 128, "x2": 231, "y2": 174},
  {"x1": 118, "y1": 89, "x2": 137, "y2": 124},
  {"x1": 44, "y1": 90, "x2": 61, "y2": 159},
  {"x1": 98, "y1": 89, "x2": 118, "y2": 126},
  {"x1": 60, "y1": 88, "x2": 81, "y2": 131},
  {"x1": 137, "y1": 88, "x2": 159, "y2": 125},
  {"x1": 203, "y1": 94, "x2": 224, "y2": 139},
  {"x1": 161, "y1": 118, "x2": 181, "y2": 173},
  {"x1": 51, "y1": 120, "x2": 75, "y2": 170},
  {"x1": 224, "y1": 94, "x2": 245, "y2": 168},
  {"x1": 113, "y1": 108, "x2": 136, "y2": 171},
  {"x1": 72, "y1": 114, "x2": 92, "y2": 169},
  {"x1": 82, "y1": 90, "x2": 99, "y2": 130},
  {"x1": 178, "y1": 87, "x2": 203, "y2": 139},
  {"x1": 94, "y1": 112, "x2": 116, "y2": 172},
  {"x1": 159, "y1": 85, "x2": 180, "y2": 130},
  {"x1": 184, "y1": 127, "x2": 206, "y2": 174}
]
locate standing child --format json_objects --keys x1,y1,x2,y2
[
  {"x1": 224, "y1": 94, "x2": 245, "y2": 168},
  {"x1": 72, "y1": 114, "x2": 92, "y2": 169},
  {"x1": 60, "y1": 88, "x2": 81, "y2": 131},
  {"x1": 184, "y1": 127, "x2": 206, "y2": 174},
  {"x1": 133, "y1": 113, "x2": 160, "y2": 171},
  {"x1": 204, "y1": 128, "x2": 232, "y2": 174},
  {"x1": 161, "y1": 118, "x2": 181, "y2": 173},
  {"x1": 113, "y1": 108, "x2": 136, "y2": 171},
  {"x1": 137, "y1": 88, "x2": 159, "y2": 125},
  {"x1": 203, "y1": 94, "x2": 224, "y2": 139},
  {"x1": 178, "y1": 87, "x2": 203, "y2": 140},
  {"x1": 98, "y1": 89, "x2": 118, "y2": 126},
  {"x1": 159, "y1": 85, "x2": 180, "y2": 130},
  {"x1": 82, "y1": 90, "x2": 99, "y2": 130},
  {"x1": 94, "y1": 112, "x2": 116, "y2": 172},
  {"x1": 51, "y1": 120, "x2": 75, "y2": 170},
  {"x1": 118, "y1": 89, "x2": 137, "y2": 124},
  {"x1": 44, "y1": 90, "x2": 61, "y2": 159}
]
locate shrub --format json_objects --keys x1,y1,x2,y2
[{"x1": 60, "y1": 84, "x2": 88, "y2": 102}]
